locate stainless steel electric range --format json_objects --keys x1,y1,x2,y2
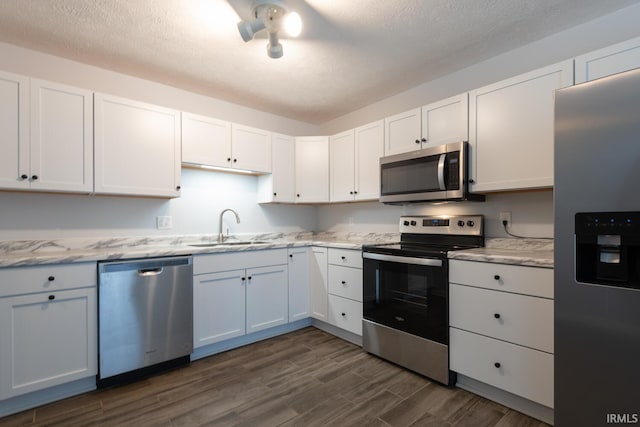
[{"x1": 362, "y1": 215, "x2": 484, "y2": 385}]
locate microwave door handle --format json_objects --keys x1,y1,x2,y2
[{"x1": 437, "y1": 153, "x2": 446, "y2": 190}]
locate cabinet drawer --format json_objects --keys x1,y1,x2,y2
[
  {"x1": 328, "y1": 294, "x2": 362, "y2": 336},
  {"x1": 449, "y1": 260, "x2": 553, "y2": 298},
  {"x1": 450, "y1": 328, "x2": 554, "y2": 408},
  {"x1": 450, "y1": 284, "x2": 553, "y2": 353},
  {"x1": 194, "y1": 249, "x2": 287, "y2": 275},
  {"x1": 0, "y1": 262, "x2": 97, "y2": 297},
  {"x1": 328, "y1": 265, "x2": 362, "y2": 302},
  {"x1": 328, "y1": 248, "x2": 362, "y2": 269}
]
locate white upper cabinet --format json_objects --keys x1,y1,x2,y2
[
  {"x1": 575, "y1": 36, "x2": 640, "y2": 83},
  {"x1": 0, "y1": 71, "x2": 28, "y2": 190},
  {"x1": 295, "y1": 136, "x2": 329, "y2": 203},
  {"x1": 330, "y1": 120, "x2": 384, "y2": 202},
  {"x1": 258, "y1": 133, "x2": 295, "y2": 203},
  {"x1": 330, "y1": 129, "x2": 356, "y2": 202},
  {"x1": 354, "y1": 120, "x2": 385, "y2": 201},
  {"x1": 181, "y1": 112, "x2": 231, "y2": 167},
  {"x1": 182, "y1": 113, "x2": 271, "y2": 174},
  {"x1": 384, "y1": 93, "x2": 468, "y2": 156},
  {"x1": 384, "y1": 107, "x2": 421, "y2": 155},
  {"x1": 30, "y1": 80, "x2": 93, "y2": 193},
  {"x1": 469, "y1": 60, "x2": 573, "y2": 192},
  {"x1": 421, "y1": 93, "x2": 468, "y2": 147},
  {"x1": 0, "y1": 72, "x2": 92, "y2": 193},
  {"x1": 94, "y1": 93, "x2": 181, "y2": 198},
  {"x1": 231, "y1": 124, "x2": 272, "y2": 173}
]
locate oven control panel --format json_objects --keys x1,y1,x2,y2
[{"x1": 399, "y1": 215, "x2": 483, "y2": 236}]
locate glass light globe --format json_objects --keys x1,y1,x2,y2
[{"x1": 284, "y1": 12, "x2": 302, "y2": 37}]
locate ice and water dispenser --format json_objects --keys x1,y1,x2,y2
[{"x1": 575, "y1": 212, "x2": 640, "y2": 289}]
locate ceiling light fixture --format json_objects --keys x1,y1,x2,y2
[{"x1": 237, "y1": 0, "x2": 302, "y2": 59}]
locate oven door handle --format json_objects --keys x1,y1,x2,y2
[{"x1": 363, "y1": 252, "x2": 443, "y2": 267}]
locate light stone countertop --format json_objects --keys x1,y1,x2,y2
[
  {"x1": 0, "y1": 232, "x2": 400, "y2": 268},
  {"x1": 0, "y1": 233, "x2": 553, "y2": 269},
  {"x1": 448, "y1": 238, "x2": 554, "y2": 268}
]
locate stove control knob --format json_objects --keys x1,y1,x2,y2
[
  {"x1": 457, "y1": 220, "x2": 465, "y2": 227},
  {"x1": 467, "y1": 220, "x2": 475, "y2": 227},
  {"x1": 403, "y1": 220, "x2": 410, "y2": 226},
  {"x1": 410, "y1": 220, "x2": 417, "y2": 226}
]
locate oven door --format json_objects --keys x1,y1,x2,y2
[{"x1": 362, "y1": 252, "x2": 448, "y2": 344}]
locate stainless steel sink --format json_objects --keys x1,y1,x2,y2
[{"x1": 188, "y1": 241, "x2": 270, "y2": 248}]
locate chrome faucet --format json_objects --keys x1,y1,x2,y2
[{"x1": 218, "y1": 209, "x2": 240, "y2": 242}]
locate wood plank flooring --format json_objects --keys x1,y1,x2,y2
[{"x1": 0, "y1": 327, "x2": 550, "y2": 427}]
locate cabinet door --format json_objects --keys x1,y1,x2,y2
[
  {"x1": 30, "y1": 80, "x2": 93, "y2": 193},
  {"x1": 0, "y1": 70, "x2": 29, "y2": 190},
  {"x1": 327, "y1": 294, "x2": 363, "y2": 336},
  {"x1": 469, "y1": 60, "x2": 573, "y2": 192},
  {"x1": 295, "y1": 136, "x2": 329, "y2": 203},
  {"x1": 272, "y1": 133, "x2": 295, "y2": 202},
  {"x1": 94, "y1": 94, "x2": 181, "y2": 197},
  {"x1": 330, "y1": 129, "x2": 355, "y2": 202},
  {"x1": 384, "y1": 107, "x2": 421, "y2": 155},
  {"x1": 246, "y1": 264, "x2": 288, "y2": 334},
  {"x1": 193, "y1": 269, "x2": 246, "y2": 348},
  {"x1": 258, "y1": 133, "x2": 295, "y2": 203},
  {"x1": 181, "y1": 112, "x2": 231, "y2": 168},
  {"x1": 354, "y1": 120, "x2": 384, "y2": 201},
  {"x1": 421, "y1": 93, "x2": 468, "y2": 146},
  {"x1": 309, "y1": 247, "x2": 328, "y2": 321},
  {"x1": 0, "y1": 288, "x2": 97, "y2": 399},
  {"x1": 231, "y1": 124, "x2": 271, "y2": 173},
  {"x1": 288, "y1": 247, "x2": 310, "y2": 322},
  {"x1": 575, "y1": 36, "x2": 640, "y2": 83}
]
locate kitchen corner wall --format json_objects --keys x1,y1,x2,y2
[{"x1": 317, "y1": 190, "x2": 554, "y2": 239}]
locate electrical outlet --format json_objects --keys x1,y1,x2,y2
[
  {"x1": 500, "y1": 211, "x2": 512, "y2": 225},
  {"x1": 156, "y1": 216, "x2": 173, "y2": 230}
]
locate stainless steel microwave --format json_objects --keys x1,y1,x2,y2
[{"x1": 379, "y1": 141, "x2": 484, "y2": 204}]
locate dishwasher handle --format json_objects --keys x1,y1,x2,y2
[
  {"x1": 99, "y1": 256, "x2": 192, "y2": 274},
  {"x1": 138, "y1": 267, "x2": 163, "y2": 276}
]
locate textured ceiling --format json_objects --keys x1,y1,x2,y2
[{"x1": 0, "y1": 0, "x2": 639, "y2": 124}]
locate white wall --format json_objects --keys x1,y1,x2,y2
[
  {"x1": 0, "y1": 42, "x2": 319, "y2": 136},
  {"x1": 317, "y1": 191, "x2": 553, "y2": 239},
  {"x1": 0, "y1": 169, "x2": 316, "y2": 240}
]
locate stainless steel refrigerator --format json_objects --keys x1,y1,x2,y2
[{"x1": 555, "y1": 68, "x2": 640, "y2": 426}]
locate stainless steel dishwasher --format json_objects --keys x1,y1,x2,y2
[{"x1": 97, "y1": 256, "x2": 193, "y2": 387}]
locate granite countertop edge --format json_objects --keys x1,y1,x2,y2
[
  {"x1": 0, "y1": 235, "x2": 554, "y2": 268},
  {"x1": 448, "y1": 237, "x2": 554, "y2": 268}
]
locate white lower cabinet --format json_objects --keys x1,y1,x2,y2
[
  {"x1": 326, "y1": 248, "x2": 363, "y2": 336},
  {"x1": 309, "y1": 247, "x2": 328, "y2": 321},
  {"x1": 193, "y1": 249, "x2": 288, "y2": 348},
  {"x1": 0, "y1": 263, "x2": 97, "y2": 400},
  {"x1": 288, "y1": 247, "x2": 310, "y2": 322},
  {"x1": 449, "y1": 259, "x2": 554, "y2": 409},
  {"x1": 450, "y1": 328, "x2": 554, "y2": 408},
  {"x1": 193, "y1": 269, "x2": 246, "y2": 346},
  {"x1": 245, "y1": 265, "x2": 288, "y2": 334}
]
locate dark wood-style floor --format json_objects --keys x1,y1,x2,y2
[{"x1": 0, "y1": 327, "x2": 550, "y2": 426}]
